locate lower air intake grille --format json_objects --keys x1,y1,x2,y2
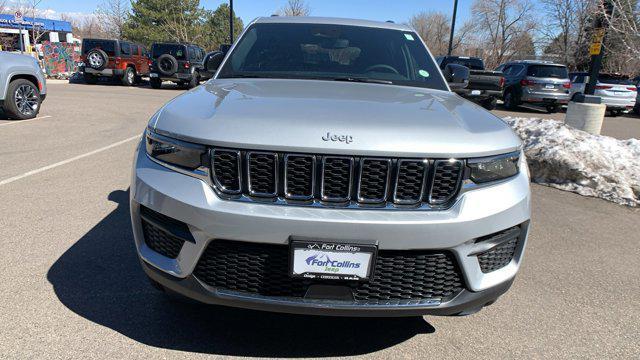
[
  {"x1": 141, "y1": 220, "x2": 184, "y2": 259},
  {"x1": 476, "y1": 226, "x2": 521, "y2": 273},
  {"x1": 193, "y1": 240, "x2": 464, "y2": 303}
]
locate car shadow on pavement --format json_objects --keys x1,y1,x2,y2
[{"x1": 47, "y1": 190, "x2": 435, "y2": 357}]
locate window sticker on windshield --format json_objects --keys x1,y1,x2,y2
[
  {"x1": 404, "y1": 33, "x2": 415, "y2": 41},
  {"x1": 419, "y1": 69, "x2": 429, "y2": 77}
]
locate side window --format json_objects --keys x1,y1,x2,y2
[
  {"x1": 131, "y1": 44, "x2": 138, "y2": 56},
  {"x1": 120, "y1": 42, "x2": 131, "y2": 56},
  {"x1": 575, "y1": 75, "x2": 585, "y2": 83},
  {"x1": 511, "y1": 65, "x2": 524, "y2": 76},
  {"x1": 501, "y1": 65, "x2": 512, "y2": 76}
]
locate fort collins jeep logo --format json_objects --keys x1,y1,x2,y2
[{"x1": 322, "y1": 132, "x2": 353, "y2": 144}]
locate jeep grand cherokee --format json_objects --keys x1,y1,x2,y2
[{"x1": 130, "y1": 17, "x2": 531, "y2": 317}]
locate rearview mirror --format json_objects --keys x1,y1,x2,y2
[
  {"x1": 443, "y1": 64, "x2": 470, "y2": 89},
  {"x1": 206, "y1": 52, "x2": 225, "y2": 72}
]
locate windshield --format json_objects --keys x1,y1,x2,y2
[
  {"x1": 82, "y1": 39, "x2": 117, "y2": 56},
  {"x1": 526, "y1": 65, "x2": 568, "y2": 79},
  {"x1": 217, "y1": 23, "x2": 447, "y2": 90},
  {"x1": 152, "y1": 44, "x2": 186, "y2": 59}
]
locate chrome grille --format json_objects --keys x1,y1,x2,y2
[
  {"x1": 247, "y1": 152, "x2": 278, "y2": 196},
  {"x1": 321, "y1": 157, "x2": 354, "y2": 202},
  {"x1": 357, "y1": 158, "x2": 391, "y2": 203},
  {"x1": 211, "y1": 149, "x2": 241, "y2": 194},
  {"x1": 429, "y1": 160, "x2": 464, "y2": 204},
  {"x1": 210, "y1": 149, "x2": 465, "y2": 208},
  {"x1": 394, "y1": 159, "x2": 428, "y2": 204},
  {"x1": 284, "y1": 154, "x2": 315, "y2": 200}
]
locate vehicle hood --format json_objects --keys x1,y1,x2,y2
[{"x1": 152, "y1": 78, "x2": 521, "y2": 157}]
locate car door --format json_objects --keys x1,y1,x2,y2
[{"x1": 138, "y1": 45, "x2": 150, "y2": 75}]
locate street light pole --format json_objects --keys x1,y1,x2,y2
[
  {"x1": 447, "y1": 0, "x2": 458, "y2": 55},
  {"x1": 229, "y1": 0, "x2": 234, "y2": 44}
]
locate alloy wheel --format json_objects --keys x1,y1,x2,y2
[{"x1": 14, "y1": 84, "x2": 39, "y2": 116}]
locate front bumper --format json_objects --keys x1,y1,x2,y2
[{"x1": 130, "y1": 141, "x2": 531, "y2": 316}]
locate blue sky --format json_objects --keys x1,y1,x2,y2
[{"x1": 42, "y1": 0, "x2": 474, "y2": 25}]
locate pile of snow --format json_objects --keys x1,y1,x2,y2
[{"x1": 503, "y1": 117, "x2": 640, "y2": 207}]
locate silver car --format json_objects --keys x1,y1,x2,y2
[
  {"x1": 0, "y1": 52, "x2": 47, "y2": 119},
  {"x1": 569, "y1": 72, "x2": 637, "y2": 116},
  {"x1": 130, "y1": 17, "x2": 531, "y2": 317}
]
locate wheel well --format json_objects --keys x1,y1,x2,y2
[{"x1": 10, "y1": 74, "x2": 40, "y2": 90}]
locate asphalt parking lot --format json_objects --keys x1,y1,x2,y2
[{"x1": 1, "y1": 83, "x2": 639, "y2": 359}]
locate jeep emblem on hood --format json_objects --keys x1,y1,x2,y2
[{"x1": 322, "y1": 132, "x2": 353, "y2": 144}]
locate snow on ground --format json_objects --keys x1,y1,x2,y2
[{"x1": 503, "y1": 117, "x2": 640, "y2": 207}]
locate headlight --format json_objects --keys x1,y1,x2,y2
[
  {"x1": 468, "y1": 151, "x2": 520, "y2": 183},
  {"x1": 145, "y1": 129, "x2": 206, "y2": 170}
]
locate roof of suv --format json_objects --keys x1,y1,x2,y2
[
  {"x1": 253, "y1": 16, "x2": 412, "y2": 31},
  {"x1": 504, "y1": 60, "x2": 566, "y2": 67}
]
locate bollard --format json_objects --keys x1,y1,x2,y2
[{"x1": 564, "y1": 102, "x2": 606, "y2": 135}]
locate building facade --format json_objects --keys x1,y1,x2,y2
[{"x1": 0, "y1": 14, "x2": 73, "y2": 52}]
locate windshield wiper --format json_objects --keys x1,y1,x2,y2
[{"x1": 332, "y1": 77, "x2": 393, "y2": 85}]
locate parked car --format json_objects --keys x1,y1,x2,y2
[
  {"x1": 132, "y1": 17, "x2": 531, "y2": 317},
  {"x1": 149, "y1": 43, "x2": 207, "y2": 89},
  {"x1": 435, "y1": 55, "x2": 504, "y2": 110},
  {"x1": 497, "y1": 60, "x2": 570, "y2": 113},
  {"x1": 0, "y1": 52, "x2": 46, "y2": 119},
  {"x1": 569, "y1": 72, "x2": 636, "y2": 116},
  {"x1": 81, "y1": 38, "x2": 150, "y2": 86}
]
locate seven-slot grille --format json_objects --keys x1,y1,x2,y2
[{"x1": 211, "y1": 149, "x2": 464, "y2": 207}]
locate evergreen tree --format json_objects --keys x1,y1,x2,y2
[
  {"x1": 202, "y1": 4, "x2": 244, "y2": 50},
  {"x1": 124, "y1": 0, "x2": 205, "y2": 46}
]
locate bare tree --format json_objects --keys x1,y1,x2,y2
[
  {"x1": 598, "y1": 0, "x2": 640, "y2": 56},
  {"x1": 540, "y1": 0, "x2": 597, "y2": 68},
  {"x1": 409, "y1": 11, "x2": 451, "y2": 55},
  {"x1": 279, "y1": 0, "x2": 310, "y2": 16},
  {"x1": 0, "y1": 1, "x2": 8, "y2": 14},
  {"x1": 471, "y1": 0, "x2": 536, "y2": 68},
  {"x1": 95, "y1": 0, "x2": 129, "y2": 40}
]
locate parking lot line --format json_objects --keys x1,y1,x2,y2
[
  {"x1": 0, "y1": 135, "x2": 140, "y2": 187},
  {"x1": 0, "y1": 115, "x2": 53, "y2": 127}
]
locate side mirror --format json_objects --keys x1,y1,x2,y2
[
  {"x1": 206, "y1": 52, "x2": 225, "y2": 72},
  {"x1": 219, "y1": 44, "x2": 231, "y2": 54},
  {"x1": 443, "y1": 64, "x2": 470, "y2": 89}
]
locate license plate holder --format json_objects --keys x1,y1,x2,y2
[
  {"x1": 470, "y1": 90, "x2": 482, "y2": 96},
  {"x1": 149, "y1": 73, "x2": 159, "y2": 78},
  {"x1": 290, "y1": 240, "x2": 377, "y2": 281},
  {"x1": 545, "y1": 83, "x2": 555, "y2": 89}
]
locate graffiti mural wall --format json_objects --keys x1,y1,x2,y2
[{"x1": 39, "y1": 41, "x2": 80, "y2": 77}]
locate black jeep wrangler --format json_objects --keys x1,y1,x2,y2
[{"x1": 149, "y1": 43, "x2": 207, "y2": 89}]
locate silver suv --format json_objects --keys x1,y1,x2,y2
[
  {"x1": 498, "y1": 60, "x2": 570, "y2": 113},
  {"x1": 0, "y1": 52, "x2": 47, "y2": 119},
  {"x1": 130, "y1": 17, "x2": 531, "y2": 317}
]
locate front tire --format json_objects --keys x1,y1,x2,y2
[
  {"x1": 122, "y1": 67, "x2": 136, "y2": 86},
  {"x1": 4, "y1": 79, "x2": 41, "y2": 120}
]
